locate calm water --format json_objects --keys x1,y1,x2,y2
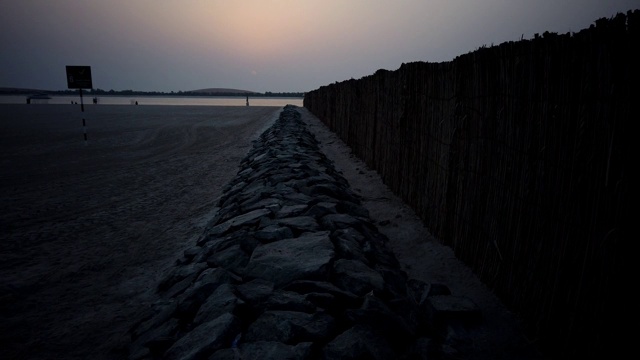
[{"x1": 0, "y1": 94, "x2": 303, "y2": 107}]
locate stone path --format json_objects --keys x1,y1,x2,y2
[{"x1": 127, "y1": 105, "x2": 482, "y2": 359}]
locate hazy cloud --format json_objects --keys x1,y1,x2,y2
[{"x1": 1, "y1": 0, "x2": 637, "y2": 92}]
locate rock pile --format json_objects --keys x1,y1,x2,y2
[{"x1": 127, "y1": 105, "x2": 481, "y2": 359}]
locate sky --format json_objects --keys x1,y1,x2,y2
[{"x1": 1, "y1": 0, "x2": 638, "y2": 93}]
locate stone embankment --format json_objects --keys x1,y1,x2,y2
[{"x1": 127, "y1": 105, "x2": 481, "y2": 359}]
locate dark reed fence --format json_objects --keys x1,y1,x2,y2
[{"x1": 304, "y1": 11, "x2": 636, "y2": 358}]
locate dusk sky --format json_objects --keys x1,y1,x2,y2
[{"x1": 1, "y1": 0, "x2": 637, "y2": 93}]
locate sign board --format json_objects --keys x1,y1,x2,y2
[{"x1": 66, "y1": 66, "x2": 93, "y2": 89}]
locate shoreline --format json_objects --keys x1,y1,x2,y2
[{"x1": 0, "y1": 95, "x2": 304, "y2": 107}]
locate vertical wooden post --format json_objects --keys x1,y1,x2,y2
[{"x1": 80, "y1": 88, "x2": 87, "y2": 145}]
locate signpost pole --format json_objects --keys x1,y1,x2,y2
[
  {"x1": 65, "y1": 65, "x2": 93, "y2": 146},
  {"x1": 80, "y1": 88, "x2": 87, "y2": 145},
  {"x1": 79, "y1": 87, "x2": 85, "y2": 112}
]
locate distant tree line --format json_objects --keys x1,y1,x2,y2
[{"x1": 0, "y1": 87, "x2": 304, "y2": 98}]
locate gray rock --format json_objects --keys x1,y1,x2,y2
[
  {"x1": 203, "y1": 208, "x2": 271, "y2": 239},
  {"x1": 243, "y1": 167, "x2": 271, "y2": 184},
  {"x1": 217, "y1": 181, "x2": 246, "y2": 206},
  {"x1": 320, "y1": 213, "x2": 362, "y2": 230},
  {"x1": 235, "y1": 278, "x2": 275, "y2": 304},
  {"x1": 332, "y1": 259, "x2": 385, "y2": 296},
  {"x1": 335, "y1": 201, "x2": 370, "y2": 219},
  {"x1": 190, "y1": 268, "x2": 232, "y2": 295},
  {"x1": 345, "y1": 294, "x2": 415, "y2": 344},
  {"x1": 182, "y1": 246, "x2": 202, "y2": 261},
  {"x1": 131, "y1": 300, "x2": 178, "y2": 340},
  {"x1": 244, "y1": 310, "x2": 335, "y2": 344},
  {"x1": 282, "y1": 192, "x2": 313, "y2": 205},
  {"x1": 301, "y1": 183, "x2": 359, "y2": 203},
  {"x1": 245, "y1": 232, "x2": 335, "y2": 287},
  {"x1": 193, "y1": 284, "x2": 241, "y2": 325},
  {"x1": 254, "y1": 225, "x2": 294, "y2": 243},
  {"x1": 211, "y1": 341, "x2": 313, "y2": 360},
  {"x1": 158, "y1": 263, "x2": 208, "y2": 293},
  {"x1": 237, "y1": 192, "x2": 264, "y2": 210},
  {"x1": 206, "y1": 244, "x2": 249, "y2": 274},
  {"x1": 304, "y1": 174, "x2": 336, "y2": 187},
  {"x1": 240, "y1": 179, "x2": 268, "y2": 197},
  {"x1": 253, "y1": 341, "x2": 312, "y2": 360},
  {"x1": 277, "y1": 204, "x2": 309, "y2": 218},
  {"x1": 268, "y1": 173, "x2": 300, "y2": 185},
  {"x1": 276, "y1": 216, "x2": 320, "y2": 233},
  {"x1": 241, "y1": 197, "x2": 281, "y2": 213},
  {"x1": 196, "y1": 230, "x2": 237, "y2": 248},
  {"x1": 264, "y1": 290, "x2": 317, "y2": 313},
  {"x1": 322, "y1": 324, "x2": 396, "y2": 360},
  {"x1": 131, "y1": 318, "x2": 179, "y2": 357},
  {"x1": 163, "y1": 312, "x2": 241, "y2": 360},
  {"x1": 406, "y1": 278, "x2": 451, "y2": 306},
  {"x1": 303, "y1": 202, "x2": 338, "y2": 218},
  {"x1": 283, "y1": 280, "x2": 360, "y2": 306},
  {"x1": 173, "y1": 269, "x2": 234, "y2": 324},
  {"x1": 333, "y1": 233, "x2": 367, "y2": 262},
  {"x1": 238, "y1": 233, "x2": 261, "y2": 254},
  {"x1": 403, "y1": 337, "x2": 442, "y2": 359},
  {"x1": 164, "y1": 273, "x2": 199, "y2": 299}
]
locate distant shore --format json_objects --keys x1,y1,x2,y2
[
  {"x1": 0, "y1": 94, "x2": 303, "y2": 107},
  {"x1": 0, "y1": 87, "x2": 305, "y2": 98}
]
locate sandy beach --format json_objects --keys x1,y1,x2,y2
[{"x1": 0, "y1": 104, "x2": 540, "y2": 359}]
